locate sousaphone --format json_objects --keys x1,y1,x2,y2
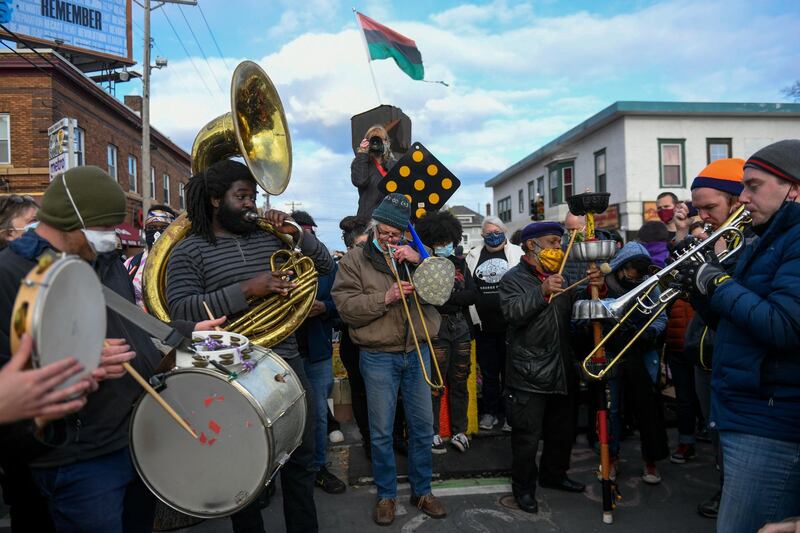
[{"x1": 143, "y1": 61, "x2": 318, "y2": 347}]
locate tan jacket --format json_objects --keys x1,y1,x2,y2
[{"x1": 332, "y1": 244, "x2": 441, "y2": 353}]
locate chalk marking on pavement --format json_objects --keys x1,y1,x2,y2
[
  {"x1": 369, "y1": 483, "x2": 511, "y2": 497},
  {"x1": 462, "y1": 508, "x2": 515, "y2": 533},
  {"x1": 400, "y1": 513, "x2": 429, "y2": 532}
]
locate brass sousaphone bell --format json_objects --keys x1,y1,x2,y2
[{"x1": 143, "y1": 61, "x2": 319, "y2": 348}]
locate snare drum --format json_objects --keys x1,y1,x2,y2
[
  {"x1": 129, "y1": 345, "x2": 306, "y2": 518},
  {"x1": 10, "y1": 254, "x2": 105, "y2": 389}
]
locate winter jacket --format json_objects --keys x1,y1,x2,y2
[
  {"x1": 665, "y1": 299, "x2": 694, "y2": 355},
  {"x1": 296, "y1": 264, "x2": 338, "y2": 363},
  {"x1": 499, "y1": 259, "x2": 581, "y2": 395},
  {"x1": 351, "y1": 152, "x2": 394, "y2": 219},
  {"x1": 700, "y1": 201, "x2": 800, "y2": 443},
  {"x1": 332, "y1": 242, "x2": 441, "y2": 353},
  {"x1": 465, "y1": 241, "x2": 523, "y2": 330},
  {"x1": 436, "y1": 255, "x2": 479, "y2": 317}
]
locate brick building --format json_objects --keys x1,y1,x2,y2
[{"x1": 0, "y1": 49, "x2": 190, "y2": 229}]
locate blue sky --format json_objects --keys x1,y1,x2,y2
[{"x1": 120, "y1": 0, "x2": 800, "y2": 250}]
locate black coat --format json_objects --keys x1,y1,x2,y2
[
  {"x1": 351, "y1": 152, "x2": 393, "y2": 219},
  {"x1": 499, "y1": 261, "x2": 578, "y2": 395}
]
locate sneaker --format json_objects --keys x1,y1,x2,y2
[
  {"x1": 329, "y1": 430, "x2": 345, "y2": 444},
  {"x1": 451, "y1": 433, "x2": 469, "y2": 452},
  {"x1": 696, "y1": 426, "x2": 712, "y2": 443},
  {"x1": 315, "y1": 466, "x2": 346, "y2": 494},
  {"x1": 502, "y1": 421, "x2": 512, "y2": 432},
  {"x1": 642, "y1": 463, "x2": 661, "y2": 485},
  {"x1": 432, "y1": 434, "x2": 447, "y2": 454},
  {"x1": 670, "y1": 444, "x2": 696, "y2": 464},
  {"x1": 697, "y1": 490, "x2": 721, "y2": 518},
  {"x1": 479, "y1": 414, "x2": 497, "y2": 431},
  {"x1": 410, "y1": 493, "x2": 447, "y2": 519}
]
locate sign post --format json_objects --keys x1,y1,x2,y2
[{"x1": 48, "y1": 118, "x2": 77, "y2": 181}]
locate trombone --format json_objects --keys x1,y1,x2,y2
[
  {"x1": 581, "y1": 205, "x2": 752, "y2": 380},
  {"x1": 383, "y1": 244, "x2": 445, "y2": 390}
]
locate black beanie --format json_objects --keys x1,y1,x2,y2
[
  {"x1": 637, "y1": 221, "x2": 670, "y2": 243},
  {"x1": 744, "y1": 140, "x2": 800, "y2": 185},
  {"x1": 38, "y1": 166, "x2": 127, "y2": 231}
]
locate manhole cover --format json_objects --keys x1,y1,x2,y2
[{"x1": 499, "y1": 495, "x2": 519, "y2": 510}]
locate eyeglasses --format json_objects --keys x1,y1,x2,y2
[{"x1": 376, "y1": 226, "x2": 403, "y2": 240}]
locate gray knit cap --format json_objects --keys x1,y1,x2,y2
[{"x1": 744, "y1": 140, "x2": 800, "y2": 185}]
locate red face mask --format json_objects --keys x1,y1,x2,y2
[{"x1": 658, "y1": 208, "x2": 674, "y2": 224}]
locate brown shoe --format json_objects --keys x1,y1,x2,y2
[
  {"x1": 373, "y1": 498, "x2": 396, "y2": 526},
  {"x1": 410, "y1": 493, "x2": 447, "y2": 519}
]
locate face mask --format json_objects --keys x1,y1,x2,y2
[
  {"x1": 145, "y1": 228, "x2": 163, "y2": 249},
  {"x1": 372, "y1": 238, "x2": 384, "y2": 252},
  {"x1": 536, "y1": 247, "x2": 564, "y2": 273},
  {"x1": 82, "y1": 230, "x2": 118, "y2": 254},
  {"x1": 657, "y1": 208, "x2": 674, "y2": 224},
  {"x1": 483, "y1": 232, "x2": 505, "y2": 248},
  {"x1": 23, "y1": 221, "x2": 39, "y2": 232},
  {"x1": 434, "y1": 243, "x2": 454, "y2": 257}
]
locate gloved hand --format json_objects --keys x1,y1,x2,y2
[{"x1": 693, "y1": 261, "x2": 731, "y2": 297}]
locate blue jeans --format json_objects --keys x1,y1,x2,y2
[
  {"x1": 360, "y1": 347, "x2": 434, "y2": 499},
  {"x1": 30, "y1": 447, "x2": 155, "y2": 533},
  {"x1": 717, "y1": 431, "x2": 800, "y2": 533},
  {"x1": 304, "y1": 357, "x2": 333, "y2": 470}
]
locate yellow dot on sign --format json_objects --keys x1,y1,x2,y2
[
  {"x1": 412, "y1": 151, "x2": 424, "y2": 163},
  {"x1": 414, "y1": 179, "x2": 425, "y2": 191},
  {"x1": 428, "y1": 193, "x2": 440, "y2": 204},
  {"x1": 385, "y1": 180, "x2": 397, "y2": 192},
  {"x1": 427, "y1": 164, "x2": 438, "y2": 176},
  {"x1": 416, "y1": 208, "x2": 427, "y2": 219},
  {"x1": 441, "y1": 178, "x2": 453, "y2": 190},
  {"x1": 405, "y1": 195, "x2": 412, "y2": 203},
  {"x1": 399, "y1": 166, "x2": 411, "y2": 178}
]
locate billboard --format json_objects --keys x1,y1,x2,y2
[{"x1": 1, "y1": 0, "x2": 132, "y2": 64}]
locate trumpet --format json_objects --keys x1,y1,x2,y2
[
  {"x1": 581, "y1": 205, "x2": 752, "y2": 380},
  {"x1": 383, "y1": 244, "x2": 445, "y2": 390}
]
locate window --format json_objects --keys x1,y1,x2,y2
[
  {"x1": 527, "y1": 181, "x2": 536, "y2": 215},
  {"x1": 150, "y1": 167, "x2": 156, "y2": 198},
  {"x1": 128, "y1": 155, "x2": 138, "y2": 193},
  {"x1": 73, "y1": 127, "x2": 84, "y2": 166},
  {"x1": 595, "y1": 149, "x2": 607, "y2": 193},
  {"x1": 548, "y1": 161, "x2": 574, "y2": 205},
  {"x1": 536, "y1": 176, "x2": 544, "y2": 200},
  {"x1": 162, "y1": 174, "x2": 170, "y2": 204},
  {"x1": 178, "y1": 182, "x2": 185, "y2": 210},
  {"x1": 707, "y1": 138, "x2": 732, "y2": 163},
  {"x1": 497, "y1": 196, "x2": 512, "y2": 223},
  {"x1": 461, "y1": 234, "x2": 469, "y2": 245},
  {"x1": 659, "y1": 139, "x2": 685, "y2": 187},
  {"x1": 0, "y1": 114, "x2": 9, "y2": 164},
  {"x1": 107, "y1": 145, "x2": 118, "y2": 180},
  {"x1": 518, "y1": 189, "x2": 524, "y2": 213}
]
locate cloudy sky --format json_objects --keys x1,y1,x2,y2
[{"x1": 121, "y1": 0, "x2": 799, "y2": 250}]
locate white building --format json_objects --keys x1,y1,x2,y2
[
  {"x1": 448, "y1": 205, "x2": 484, "y2": 250},
  {"x1": 486, "y1": 101, "x2": 800, "y2": 237}
]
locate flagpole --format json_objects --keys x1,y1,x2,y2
[{"x1": 353, "y1": 7, "x2": 382, "y2": 106}]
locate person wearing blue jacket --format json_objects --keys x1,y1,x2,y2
[
  {"x1": 677, "y1": 140, "x2": 800, "y2": 533},
  {"x1": 292, "y1": 212, "x2": 346, "y2": 496}
]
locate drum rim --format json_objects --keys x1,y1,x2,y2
[{"x1": 128, "y1": 366, "x2": 276, "y2": 518}]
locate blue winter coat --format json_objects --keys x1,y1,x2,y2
[
  {"x1": 296, "y1": 263, "x2": 338, "y2": 363},
  {"x1": 704, "y1": 202, "x2": 800, "y2": 443}
]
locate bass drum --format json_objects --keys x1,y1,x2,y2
[{"x1": 129, "y1": 346, "x2": 305, "y2": 518}]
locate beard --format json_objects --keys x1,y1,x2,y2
[{"x1": 217, "y1": 202, "x2": 258, "y2": 236}]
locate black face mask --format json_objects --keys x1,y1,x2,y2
[
  {"x1": 217, "y1": 201, "x2": 258, "y2": 236},
  {"x1": 145, "y1": 228, "x2": 165, "y2": 249},
  {"x1": 618, "y1": 274, "x2": 641, "y2": 290}
]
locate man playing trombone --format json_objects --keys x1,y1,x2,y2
[
  {"x1": 675, "y1": 140, "x2": 800, "y2": 533},
  {"x1": 499, "y1": 221, "x2": 604, "y2": 513},
  {"x1": 332, "y1": 193, "x2": 446, "y2": 526}
]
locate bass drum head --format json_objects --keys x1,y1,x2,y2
[
  {"x1": 130, "y1": 369, "x2": 271, "y2": 518},
  {"x1": 35, "y1": 257, "x2": 105, "y2": 389}
]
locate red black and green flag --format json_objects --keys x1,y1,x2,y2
[{"x1": 356, "y1": 12, "x2": 424, "y2": 81}]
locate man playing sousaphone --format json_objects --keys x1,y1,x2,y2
[
  {"x1": 165, "y1": 159, "x2": 333, "y2": 533},
  {"x1": 0, "y1": 166, "x2": 222, "y2": 532},
  {"x1": 332, "y1": 193, "x2": 446, "y2": 526}
]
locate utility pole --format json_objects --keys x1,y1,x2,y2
[{"x1": 285, "y1": 201, "x2": 302, "y2": 213}]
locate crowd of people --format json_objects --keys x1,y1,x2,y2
[{"x1": 0, "y1": 131, "x2": 797, "y2": 533}]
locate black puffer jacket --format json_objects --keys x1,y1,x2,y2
[
  {"x1": 351, "y1": 152, "x2": 394, "y2": 219},
  {"x1": 499, "y1": 261, "x2": 578, "y2": 395}
]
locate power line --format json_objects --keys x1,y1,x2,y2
[
  {"x1": 176, "y1": 4, "x2": 225, "y2": 95},
  {"x1": 132, "y1": 19, "x2": 165, "y2": 57},
  {"x1": 0, "y1": 39, "x2": 50, "y2": 75},
  {"x1": 159, "y1": 8, "x2": 216, "y2": 100},
  {"x1": 0, "y1": 23, "x2": 61, "y2": 70},
  {"x1": 197, "y1": 2, "x2": 230, "y2": 71}
]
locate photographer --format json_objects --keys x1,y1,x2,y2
[{"x1": 351, "y1": 125, "x2": 394, "y2": 219}]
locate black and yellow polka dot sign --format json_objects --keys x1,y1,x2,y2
[{"x1": 379, "y1": 142, "x2": 461, "y2": 221}]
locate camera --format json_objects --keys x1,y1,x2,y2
[{"x1": 368, "y1": 135, "x2": 385, "y2": 154}]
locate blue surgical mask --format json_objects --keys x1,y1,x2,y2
[
  {"x1": 23, "y1": 221, "x2": 39, "y2": 232},
  {"x1": 434, "y1": 243, "x2": 454, "y2": 257},
  {"x1": 372, "y1": 238, "x2": 384, "y2": 252},
  {"x1": 483, "y1": 232, "x2": 505, "y2": 248}
]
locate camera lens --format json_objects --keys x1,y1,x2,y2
[{"x1": 368, "y1": 136, "x2": 384, "y2": 153}]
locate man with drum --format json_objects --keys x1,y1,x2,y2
[
  {"x1": 0, "y1": 166, "x2": 222, "y2": 532},
  {"x1": 165, "y1": 159, "x2": 334, "y2": 533},
  {"x1": 676, "y1": 140, "x2": 800, "y2": 533}
]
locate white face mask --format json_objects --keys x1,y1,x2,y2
[{"x1": 82, "y1": 229, "x2": 118, "y2": 254}]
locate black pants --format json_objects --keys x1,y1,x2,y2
[
  {"x1": 432, "y1": 314, "x2": 471, "y2": 435},
  {"x1": 0, "y1": 463, "x2": 54, "y2": 533},
  {"x1": 667, "y1": 350, "x2": 704, "y2": 442},
  {"x1": 475, "y1": 329, "x2": 506, "y2": 417},
  {"x1": 505, "y1": 383, "x2": 577, "y2": 494},
  {"x1": 616, "y1": 356, "x2": 669, "y2": 463},
  {"x1": 231, "y1": 356, "x2": 318, "y2": 533}
]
